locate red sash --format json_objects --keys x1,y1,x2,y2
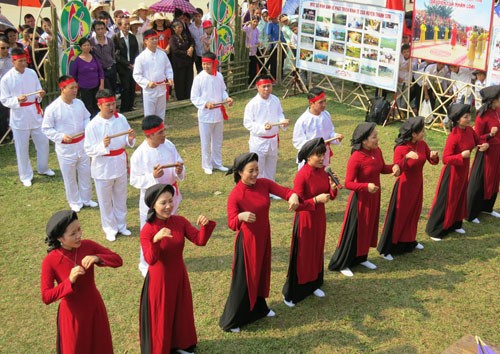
[
  {"x1": 20, "y1": 100, "x2": 42, "y2": 115},
  {"x1": 62, "y1": 134, "x2": 85, "y2": 144},
  {"x1": 219, "y1": 105, "x2": 228, "y2": 120},
  {"x1": 104, "y1": 148, "x2": 125, "y2": 156}
]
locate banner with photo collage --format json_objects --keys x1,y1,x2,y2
[
  {"x1": 486, "y1": 26, "x2": 500, "y2": 86},
  {"x1": 296, "y1": 0, "x2": 404, "y2": 91}
]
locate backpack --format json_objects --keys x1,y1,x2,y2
[{"x1": 365, "y1": 96, "x2": 390, "y2": 125}]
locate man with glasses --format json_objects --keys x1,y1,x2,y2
[
  {"x1": 133, "y1": 29, "x2": 174, "y2": 120},
  {"x1": 0, "y1": 36, "x2": 13, "y2": 143}
]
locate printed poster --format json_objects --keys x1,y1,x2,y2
[
  {"x1": 486, "y1": 26, "x2": 500, "y2": 86},
  {"x1": 411, "y1": 0, "x2": 494, "y2": 70},
  {"x1": 296, "y1": 0, "x2": 404, "y2": 91}
]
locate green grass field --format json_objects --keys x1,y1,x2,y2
[{"x1": 0, "y1": 88, "x2": 498, "y2": 353}]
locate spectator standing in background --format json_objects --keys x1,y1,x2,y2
[
  {"x1": 190, "y1": 8, "x2": 205, "y2": 73},
  {"x1": 91, "y1": 20, "x2": 117, "y2": 94}
]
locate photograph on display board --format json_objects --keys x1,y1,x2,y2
[
  {"x1": 411, "y1": 0, "x2": 493, "y2": 70},
  {"x1": 486, "y1": 27, "x2": 500, "y2": 86},
  {"x1": 296, "y1": 0, "x2": 404, "y2": 91}
]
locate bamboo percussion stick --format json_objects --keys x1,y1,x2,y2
[
  {"x1": 269, "y1": 121, "x2": 287, "y2": 127},
  {"x1": 212, "y1": 101, "x2": 230, "y2": 106},
  {"x1": 160, "y1": 162, "x2": 183, "y2": 169},
  {"x1": 71, "y1": 131, "x2": 85, "y2": 138},
  {"x1": 107, "y1": 130, "x2": 130, "y2": 139},
  {"x1": 325, "y1": 136, "x2": 341, "y2": 143},
  {"x1": 24, "y1": 90, "x2": 43, "y2": 96}
]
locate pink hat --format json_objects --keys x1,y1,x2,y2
[{"x1": 202, "y1": 20, "x2": 213, "y2": 29}]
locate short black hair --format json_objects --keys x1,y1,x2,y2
[
  {"x1": 196, "y1": 8, "x2": 203, "y2": 15},
  {"x1": 0, "y1": 36, "x2": 8, "y2": 44},
  {"x1": 401, "y1": 43, "x2": 411, "y2": 51},
  {"x1": 142, "y1": 115, "x2": 163, "y2": 132},
  {"x1": 78, "y1": 37, "x2": 90, "y2": 47},
  {"x1": 92, "y1": 20, "x2": 106, "y2": 31},
  {"x1": 97, "y1": 11, "x2": 110, "y2": 20},
  {"x1": 202, "y1": 51, "x2": 216, "y2": 60},
  {"x1": 42, "y1": 17, "x2": 51, "y2": 24},
  {"x1": 58, "y1": 75, "x2": 73, "y2": 83},
  {"x1": 11, "y1": 47, "x2": 25, "y2": 56},
  {"x1": 256, "y1": 73, "x2": 272, "y2": 82},
  {"x1": 96, "y1": 89, "x2": 115, "y2": 99},
  {"x1": 309, "y1": 143, "x2": 327, "y2": 157},
  {"x1": 24, "y1": 13, "x2": 35, "y2": 21},
  {"x1": 307, "y1": 87, "x2": 324, "y2": 100},
  {"x1": 4, "y1": 28, "x2": 18, "y2": 36}
]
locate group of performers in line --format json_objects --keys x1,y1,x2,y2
[
  {"x1": 38, "y1": 78, "x2": 498, "y2": 353},
  {"x1": 4, "y1": 45, "x2": 497, "y2": 353}
]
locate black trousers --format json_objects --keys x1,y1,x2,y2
[
  {"x1": 79, "y1": 86, "x2": 100, "y2": 118},
  {"x1": 103, "y1": 64, "x2": 117, "y2": 94},
  {"x1": 248, "y1": 55, "x2": 258, "y2": 84},
  {"x1": 117, "y1": 68, "x2": 135, "y2": 112},
  {"x1": 194, "y1": 56, "x2": 202, "y2": 74},
  {"x1": 0, "y1": 102, "x2": 11, "y2": 143},
  {"x1": 173, "y1": 66, "x2": 193, "y2": 101}
]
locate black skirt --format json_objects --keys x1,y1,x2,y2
[
  {"x1": 328, "y1": 193, "x2": 367, "y2": 271},
  {"x1": 282, "y1": 214, "x2": 324, "y2": 304},
  {"x1": 219, "y1": 231, "x2": 270, "y2": 331},
  {"x1": 467, "y1": 151, "x2": 497, "y2": 220},
  {"x1": 378, "y1": 180, "x2": 417, "y2": 255},
  {"x1": 140, "y1": 274, "x2": 152, "y2": 354},
  {"x1": 425, "y1": 166, "x2": 462, "y2": 238}
]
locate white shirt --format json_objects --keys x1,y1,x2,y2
[
  {"x1": 450, "y1": 68, "x2": 473, "y2": 99},
  {"x1": 84, "y1": 113, "x2": 135, "y2": 179},
  {"x1": 243, "y1": 93, "x2": 286, "y2": 154},
  {"x1": 398, "y1": 56, "x2": 416, "y2": 85},
  {"x1": 189, "y1": 22, "x2": 205, "y2": 57},
  {"x1": 120, "y1": 30, "x2": 131, "y2": 61},
  {"x1": 0, "y1": 67, "x2": 42, "y2": 130},
  {"x1": 42, "y1": 97, "x2": 90, "y2": 158},
  {"x1": 474, "y1": 79, "x2": 487, "y2": 109},
  {"x1": 130, "y1": 139, "x2": 185, "y2": 213},
  {"x1": 424, "y1": 64, "x2": 450, "y2": 91},
  {"x1": 190, "y1": 70, "x2": 229, "y2": 123},
  {"x1": 133, "y1": 48, "x2": 174, "y2": 98}
]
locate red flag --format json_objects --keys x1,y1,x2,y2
[
  {"x1": 266, "y1": 0, "x2": 283, "y2": 19},
  {"x1": 386, "y1": 0, "x2": 404, "y2": 11}
]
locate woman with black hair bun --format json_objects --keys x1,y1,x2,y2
[
  {"x1": 378, "y1": 117, "x2": 439, "y2": 261},
  {"x1": 40, "y1": 210, "x2": 122, "y2": 354},
  {"x1": 426, "y1": 104, "x2": 489, "y2": 239}
]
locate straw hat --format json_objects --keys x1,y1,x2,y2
[
  {"x1": 90, "y1": 2, "x2": 110, "y2": 17},
  {"x1": 129, "y1": 15, "x2": 142, "y2": 26},
  {"x1": 133, "y1": 2, "x2": 149, "y2": 13},
  {"x1": 152, "y1": 12, "x2": 166, "y2": 22}
]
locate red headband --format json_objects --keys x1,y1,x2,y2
[
  {"x1": 59, "y1": 78, "x2": 76, "y2": 89},
  {"x1": 256, "y1": 79, "x2": 273, "y2": 86},
  {"x1": 97, "y1": 97, "x2": 116, "y2": 104},
  {"x1": 144, "y1": 122, "x2": 165, "y2": 135},
  {"x1": 309, "y1": 92, "x2": 326, "y2": 104},
  {"x1": 12, "y1": 54, "x2": 27, "y2": 60},
  {"x1": 144, "y1": 33, "x2": 158, "y2": 40},
  {"x1": 202, "y1": 57, "x2": 219, "y2": 75}
]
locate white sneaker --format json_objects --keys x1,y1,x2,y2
[
  {"x1": 203, "y1": 168, "x2": 213, "y2": 175},
  {"x1": 360, "y1": 260, "x2": 377, "y2": 270},
  {"x1": 283, "y1": 297, "x2": 295, "y2": 307},
  {"x1": 471, "y1": 218, "x2": 480, "y2": 224},
  {"x1": 22, "y1": 180, "x2": 32, "y2": 187},
  {"x1": 120, "y1": 229, "x2": 132, "y2": 236},
  {"x1": 84, "y1": 200, "x2": 98, "y2": 208},
  {"x1": 383, "y1": 254, "x2": 394, "y2": 261},
  {"x1": 69, "y1": 204, "x2": 81, "y2": 213},
  {"x1": 490, "y1": 211, "x2": 500, "y2": 218},
  {"x1": 430, "y1": 237, "x2": 442, "y2": 241},
  {"x1": 313, "y1": 288, "x2": 325, "y2": 297},
  {"x1": 229, "y1": 327, "x2": 240, "y2": 333},
  {"x1": 267, "y1": 309, "x2": 276, "y2": 317},
  {"x1": 455, "y1": 228, "x2": 466, "y2": 234},
  {"x1": 214, "y1": 165, "x2": 229, "y2": 172},
  {"x1": 106, "y1": 233, "x2": 116, "y2": 242},
  {"x1": 40, "y1": 169, "x2": 55, "y2": 176},
  {"x1": 340, "y1": 268, "x2": 354, "y2": 277},
  {"x1": 415, "y1": 243, "x2": 424, "y2": 250}
]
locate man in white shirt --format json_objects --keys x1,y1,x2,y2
[
  {"x1": 243, "y1": 74, "x2": 288, "y2": 186},
  {"x1": 449, "y1": 65, "x2": 474, "y2": 104},
  {"x1": 130, "y1": 115, "x2": 185, "y2": 276},
  {"x1": 84, "y1": 89, "x2": 136, "y2": 241},
  {"x1": 473, "y1": 70, "x2": 487, "y2": 110},
  {"x1": 0, "y1": 47, "x2": 54, "y2": 187},
  {"x1": 42, "y1": 75, "x2": 98, "y2": 212},
  {"x1": 133, "y1": 29, "x2": 174, "y2": 121},
  {"x1": 0, "y1": 36, "x2": 13, "y2": 143},
  {"x1": 293, "y1": 88, "x2": 343, "y2": 169},
  {"x1": 191, "y1": 52, "x2": 233, "y2": 174},
  {"x1": 189, "y1": 8, "x2": 205, "y2": 73}
]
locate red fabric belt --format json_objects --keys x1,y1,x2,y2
[
  {"x1": 172, "y1": 181, "x2": 179, "y2": 196},
  {"x1": 104, "y1": 148, "x2": 125, "y2": 156},
  {"x1": 219, "y1": 105, "x2": 228, "y2": 120},
  {"x1": 260, "y1": 134, "x2": 277, "y2": 139},
  {"x1": 326, "y1": 142, "x2": 333, "y2": 157},
  {"x1": 20, "y1": 100, "x2": 42, "y2": 115},
  {"x1": 62, "y1": 134, "x2": 85, "y2": 144}
]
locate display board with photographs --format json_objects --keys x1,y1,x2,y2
[
  {"x1": 296, "y1": 0, "x2": 404, "y2": 91},
  {"x1": 411, "y1": 0, "x2": 493, "y2": 70},
  {"x1": 486, "y1": 26, "x2": 500, "y2": 86}
]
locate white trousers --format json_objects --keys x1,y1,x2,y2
[
  {"x1": 56, "y1": 151, "x2": 92, "y2": 207},
  {"x1": 94, "y1": 173, "x2": 128, "y2": 236},
  {"x1": 199, "y1": 121, "x2": 224, "y2": 170},
  {"x1": 255, "y1": 150, "x2": 278, "y2": 181},
  {"x1": 11, "y1": 127, "x2": 50, "y2": 183},
  {"x1": 143, "y1": 94, "x2": 166, "y2": 120}
]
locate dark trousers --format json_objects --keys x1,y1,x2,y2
[
  {"x1": 0, "y1": 102, "x2": 11, "y2": 143},
  {"x1": 79, "y1": 86, "x2": 100, "y2": 118},
  {"x1": 173, "y1": 66, "x2": 193, "y2": 101},
  {"x1": 248, "y1": 55, "x2": 258, "y2": 85},
  {"x1": 117, "y1": 67, "x2": 135, "y2": 112},
  {"x1": 104, "y1": 64, "x2": 117, "y2": 94},
  {"x1": 269, "y1": 45, "x2": 285, "y2": 80},
  {"x1": 194, "y1": 55, "x2": 202, "y2": 73}
]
